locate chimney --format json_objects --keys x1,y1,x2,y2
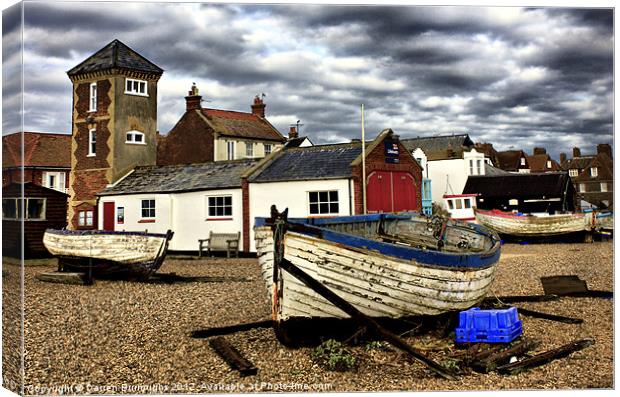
[
  {"x1": 288, "y1": 126, "x2": 298, "y2": 139},
  {"x1": 185, "y1": 83, "x2": 202, "y2": 111},
  {"x1": 251, "y1": 95, "x2": 266, "y2": 118},
  {"x1": 533, "y1": 147, "x2": 546, "y2": 155},
  {"x1": 350, "y1": 138, "x2": 361, "y2": 143},
  {"x1": 560, "y1": 153, "x2": 567, "y2": 164},
  {"x1": 572, "y1": 147, "x2": 581, "y2": 157},
  {"x1": 597, "y1": 143, "x2": 612, "y2": 158}
]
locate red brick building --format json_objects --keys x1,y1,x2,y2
[
  {"x1": 526, "y1": 147, "x2": 561, "y2": 173},
  {"x1": 66, "y1": 39, "x2": 163, "y2": 229},
  {"x1": 2, "y1": 131, "x2": 71, "y2": 191}
]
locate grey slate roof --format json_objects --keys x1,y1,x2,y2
[
  {"x1": 484, "y1": 163, "x2": 511, "y2": 175},
  {"x1": 401, "y1": 134, "x2": 474, "y2": 160},
  {"x1": 98, "y1": 159, "x2": 258, "y2": 196},
  {"x1": 249, "y1": 143, "x2": 363, "y2": 183},
  {"x1": 67, "y1": 39, "x2": 163, "y2": 77},
  {"x1": 284, "y1": 136, "x2": 312, "y2": 148}
]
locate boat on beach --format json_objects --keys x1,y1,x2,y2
[
  {"x1": 254, "y1": 208, "x2": 501, "y2": 340},
  {"x1": 43, "y1": 229, "x2": 174, "y2": 279},
  {"x1": 474, "y1": 209, "x2": 595, "y2": 238}
]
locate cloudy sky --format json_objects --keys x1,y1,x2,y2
[{"x1": 1, "y1": 0, "x2": 614, "y2": 160}]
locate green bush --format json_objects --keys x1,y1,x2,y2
[{"x1": 312, "y1": 339, "x2": 357, "y2": 372}]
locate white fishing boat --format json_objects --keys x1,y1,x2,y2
[
  {"x1": 43, "y1": 229, "x2": 174, "y2": 278},
  {"x1": 254, "y1": 209, "x2": 501, "y2": 340},
  {"x1": 474, "y1": 209, "x2": 595, "y2": 237}
]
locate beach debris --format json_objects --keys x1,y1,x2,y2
[
  {"x1": 541, "y1": 275, "x2": 613, "y2": 299},
  {"x1": 191, "y1": 320, "x2": 273, "y2": 338},
  {"x1": 511, "y1": 307, "x2": 583, "y2": 324},
  {"x1": 470, "y1": 338, "x2": 541, "y2": 374},
  {"x1": 496, "y1": 338, "x2": 595, "y2": 375},
  {"x1": 455, "y1": 307, "x2": 523, "y2": 344},
  {"x1": 36, "y1": 271, "x2": 92, "y2": 285},
  {"x1": 209, "y1": 336, "x2": 258, "y2": 376}
]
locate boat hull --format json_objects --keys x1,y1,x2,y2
[
  {"x1": 475, "y1": 209, "x2": 593, "y2": 237},
  {"x1": 43, "y1": 229, "x2": 173, "y2": 277},
  {"x1": 255, "y1": 226, "x2": 498, "y2": 322}
]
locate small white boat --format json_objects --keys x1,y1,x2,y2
[
  {"x1": 43, "y1": 229, "x2": 174, "y2": 278},
  {"x1": 254, "y1": 210, "x2": 501, "y2": 341},
  {"x1": 474, "y1": 209, "x2": 595, "y2": 237}
]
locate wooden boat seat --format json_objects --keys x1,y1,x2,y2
[{"x1": 198, "y1": 231, "x2": 240, "y2": 258}]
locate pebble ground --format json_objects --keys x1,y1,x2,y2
[{"x1": 2, "y1": 240, "x2": 613, "y2": 393}]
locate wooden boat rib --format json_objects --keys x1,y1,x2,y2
[
  {"x1": 474, "y1": 209, "x2": 595, "y2": 237},
  {"x1": 255, "y1": 212, "x2": 501, "y2": 325},
  {"x1": 43, "y1": 229, "x2": 174, "y2": 278}
]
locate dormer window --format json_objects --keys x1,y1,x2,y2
[
  {"x1": 569, "y1": 169, "x2": 578, "y2": 177},
  {"x1": 126, "y1": 130, "x2": 146, "y2": 145},
  {"x1": 546, "y1": 160, "x2": 552, "y2": 168},
  {"x1": 591, "y1": 167, "x2": 598, "y2": 177},
  {"x1": 88, "y1": 129, "x2": 96, "y2": 156},
  {"x1": 125, "y1": 78, "x2": 147, "y2": 96},
  {"x1": 89, "y1": 82, "x2": 97, "y2": 111},
  {"x1": 520, "y1": 157, "x2": 526, "y2": 166}
]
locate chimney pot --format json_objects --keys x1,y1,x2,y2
[
  {"x1": 533, "y1": 147, "x2": 546, "y2": 155},
  {"x1": 251, "y1": 95, "x2": 266, "y2": 118},
  {"x1": 185, "y1": 84, "x2": 202, "y2": 111},
  {"x1": 288, "y1": 126, "x2": 298, "y2": 139},
  {"x1": 560, "y1": 153, "x2": 567, "y2": 164},
  {"x1": 597, "y1": 143, "x2": 612, "y2": 158}
]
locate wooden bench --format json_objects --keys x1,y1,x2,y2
[{"x1": 198, "y1": 231, "x2": 240, "y2": 258}]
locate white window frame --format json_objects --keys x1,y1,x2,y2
[
  {"x1": 569, "y1": 169, "x2": 578, "y2": 177},
  {"x1": 78, "y1": 210, "x2": 94, "y2": 227},
  {"x1": 546, "y1": 160, "x2": 552, "y2": 169},
  {"x1": 205, "y1": 195, "x2": 233, "y2": 219},
  {"x1": 42, "y1": 171, "x2": 66, "y2": 193},
  {"x1": 141, "y1": 199, "x2": 156, "y2": 219},
  {"x1": 580, "y1": 183, "x2": 586, "y2": 193},
  {"x1": 468, "y1": 159, "x2": 474, "y2": 175},
  {"x1": 88, "y1": 128, "x2": 96, "y2": 157},
  {"x1": 126, "y1": 130, "x2": 146, "y2": 145},
  {"x1": 520, "y1": 157, "x2": 526, "y2": 166},
  {"x1": 125, "y1": 78, "x2": 148, "y2": 96},
  {"x1": 600, "y1": 182, "x2": 608, "y2": 192},
  {"x1": 227, "y1": 141, "x2": 235, "y2": 160},
  {"x1": 308, "y1": 190, "x2": 339, "y2": 215},
  {"x1": 245, "y1": 142, "x2": 254, "y2": 158},
  {"x1": 590, "y1": 167, "x2": 598, "y2": 177},
  {"x1": 476, "y1": 159, "x2": 482, "y2": 175},
  {"x1": 264, "y1": 144, "x2": 272, "y2": 155},
  {"x1": 2, "y1": 198, "x2": 19, "y2": 220},
  {"x1": 89, "y1": 82, "x2": 97, "y2": 112}
]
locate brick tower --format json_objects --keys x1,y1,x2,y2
[{"x1": 66, "y1": 39, "x2": 163, "y2": 229}]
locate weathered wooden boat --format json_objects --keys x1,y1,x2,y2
[
  {"x1": 474, "y1": 209, "x2": 595, "y2": 237},
  {"x1": 594, "y1": 211, "x2": 613, "y2": 232},
  {"x1": 43, "y1": 229, "x2": 174, "y2": 279},
  {"x1": 254, "y1": 208, "x2": 501, "y2": 342}
]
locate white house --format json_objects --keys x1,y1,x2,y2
[
  {"x1": 97, "y1": 160, "x2": 255, "y2": 251},
  {"x1": 402, "y1": 134, "x2": 491, "y2": 210}
]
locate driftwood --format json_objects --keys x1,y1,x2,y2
[
  {"x1": 471, "y1": 338, "x2": 541, "y2": 373},
  {"x1": 209, "y1": 336, "x2": 258, "y2": 376},
  {"x1": 191, "y1": 320, "x2": 273, "y2": 338},
  {"x1": 496, "y1": 338, "x2": 595, "y2": 375},
  {"x1": 277, "y1": 257, "x2": 457, "y2": 380},
  {"x1": 36, "y1": 272, "x2": 92, "y2": 285},
  {"x1": 514, "y1": 307, "x2": 583, "y2": 324}
]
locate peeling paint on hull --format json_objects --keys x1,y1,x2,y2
[{"x1": 475, "y1": 209, "x2": 594, "y2": 237}]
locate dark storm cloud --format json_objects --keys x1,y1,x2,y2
[{"x1": 1, "y1": 2, "x2": 614, "y2": 161}]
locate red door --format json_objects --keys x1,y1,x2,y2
[
  {"x1": 103, "y1": 202, "x2": 115, "y2": 231},
  {"x1": 366, "y1": 171, "x2": 417, "y2": 213},
  {"x1": 393, "y1": 172, "x2": 417, "y2": 212}
]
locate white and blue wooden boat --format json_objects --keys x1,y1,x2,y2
[
  {"x1": 474, "y1": 209, "x2": 596, "y2": 237},
  {"x1": 43, "y1": 229, "x2": 174, "y2": 279},
  {"x1": 254, "y1": 210, "x2": 501, "y2": 337}
]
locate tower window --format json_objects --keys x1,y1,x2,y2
[
  {"x1": 125, "y1": 78, "x2": 148, "y2": 96},
  {"x1": 126, "y1": 130, "x2": 146, "y2": 145},
  {"x1": 88, "y1": 129, "x2": 96, "y2": 156},
  {"x1": 89, "y1": 82, "x2": 97, "y2": 111}
]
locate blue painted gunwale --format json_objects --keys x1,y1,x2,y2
[
  {"x1": 255, "y1": 214, "x2": 501, "y2": 270},
  {"x1": 45, "y1": 228, "x2": 170, "y2": 238}
]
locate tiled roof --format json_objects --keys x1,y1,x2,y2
[
  {"x1": 526, "y1": 154, "x2": 561, "y2": 173},
  {"x1": 2, "y1": 132, "x2": 71, "y2": 168},
  {"x1": 67, "y1": 39, "x2": 163, "y2": 77},
  {"x1": 564, "y1": 156, "x2": 595, "y2": 171},
  {"x1": 98, "y1": 159, "x2": 258, "y2": 196},
  {"x1": 249, "y1": 143, "x2": 363, "y2": 183},
  {"x1": 401, "y1": 134, "x2": 474, "y2": 160},
  {"x1": 463, "y1": 172, "x2": 572, "y2": 198},
  {"x1": 496, "y1": 150, "x2": 527, "y2": 171},
  {"x1": 201, "y1": 108, "x2": 285, "y2": 142}
]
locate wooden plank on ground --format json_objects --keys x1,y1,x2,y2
[
  {"x1": 209, "y1": 336, "x2": 258, "y2": 376},
  {"x1": 36, "y1": 272, "x2": 89, "y2": 285},
  {"x1": 471, "y1": 338, "x2": 541, "y2": 373},
  {"x1": 496, "y1": 338, "x2": 594, "y2": 375}
]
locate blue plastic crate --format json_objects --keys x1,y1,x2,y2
[{"x1": 455, "y1": 307, "x2": 523, "y2": 343}]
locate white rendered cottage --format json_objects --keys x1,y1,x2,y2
[{"x1": 96, "y1": 160, "x2": 256, "y2": 251}]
